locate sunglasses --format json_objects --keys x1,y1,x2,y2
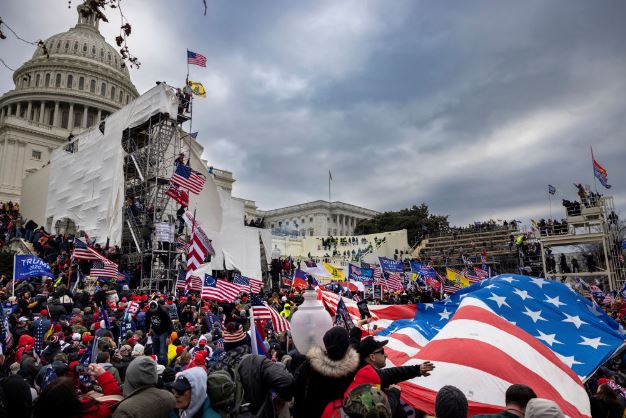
[{"x1": 372, "y1": 349, "x2": 386, "y2": 355}]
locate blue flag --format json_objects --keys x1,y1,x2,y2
[
  {"x1": 100, "y1": 303, "x2": 112, "y2": 330},
  {"x1": 42, "y1": 366, "x2": 58, "y2": 390},
  {"x1": 13, "y1": 254, "x2": 55, "y2": 280},
  {"x1": 410, "y1": 261, "x2": 437, "y2": 278},
  {"x1": 348, "y1": 264, "x2": 374, "y2": 283},
  {"x1": 548, "y1": 184, "x2": 556, "y2": 195},
  {"x1": 378, "y1": 274, "x2": 626, "y2": 379},
  {"x1": 335, "y1": 297, "x2": 354, "y2": 330},
  {"x1": 378, "y1": 257, "x2": 404, "y2": 273}
]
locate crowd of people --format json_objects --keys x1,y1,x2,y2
[{"x1": 1, "y1": 200, "x2": 626, "y2": 417}]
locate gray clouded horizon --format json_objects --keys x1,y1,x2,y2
[{"x1": 1, "y1": 0, "x2": 624, "y2": 226}]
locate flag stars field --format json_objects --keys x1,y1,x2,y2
[
  {"x1": 562, "y1": 313, "x2": 588, "y2": 329},
  {"x1": 579, "y1": 336, "x2": 609, "y2": 349},
  {"x1": 522, "y1": 307, "x2": 547, "y2": 324}
]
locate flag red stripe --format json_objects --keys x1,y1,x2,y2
[
  {"x1": 399, "y1": 382, "x2": 503, "y2": 416},
  {"x1": 450, "y1": 306, "x2": 579, "y2": 382},
  {"x1": 418, "y1": 338, "x2": 582, "y2": 418}
]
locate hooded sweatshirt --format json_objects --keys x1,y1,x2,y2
[
  {"x1": 174, "y1": 367, "x2": 219, "y2": 418},
  {"x1": 123, "y1": 356, "x2": 158, "y2": 397}
]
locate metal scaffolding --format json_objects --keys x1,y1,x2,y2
[
  {"x1": 539, "y1": 195, "x2": 625, "y2": 291},
  {"x1": 121, "y1": 110, "x2": 190, "y2": 291}
]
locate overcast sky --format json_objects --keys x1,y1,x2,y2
[{"x1": 1, "y1": 0, "x2": 624, "y2": 226}]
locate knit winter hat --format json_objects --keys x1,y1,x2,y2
[
  {"x1": 223, "y1": 322, "x2": 247, "y2": 351},
  {"x1": 323, "y1": 327, "x2": 350, "y2": 361},
  {"x1": 434, "y1": 385, "x2": 468, "y2": 418}
]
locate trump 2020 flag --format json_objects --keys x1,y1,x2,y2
[
  {"x1": 348, "y1": 264, "x2": 374, "y2": 283},
  {"x1": 14, "y1": 254, "x2": 55, "y2": 280}
]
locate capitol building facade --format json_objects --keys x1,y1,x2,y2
[{"x1": 0, "y1": 4, "x2": 138, "y2": 202}]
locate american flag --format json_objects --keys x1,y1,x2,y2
[
  {"x1": 233, "y1": 273, "x2": 263, "y2": 294},
  {"x1": 72, "y1": 238, "x2": 107, "y2": 261},
  {"x1": 201, "y1": 274, "x2": 244, "y2": 302},
  {"x1": 90, "y1": 260, "x2": 119, "y2": 279},
  {"x1": 215, "y1": 338, "x2": 224, "y2": 349},
  {"x1": 462, "y1": 268, "x2": 482, "y2": 284},
  {"x1": 383, "y1": 271, "x2": 404, "y2": 292},
  {"x1": 171, "y1": 164, "x2": 206, "y2": 194},
  {"x1": 187, "y1": 49, "x2": 207, "y2": 67},
  {"x1": 250, "y1": 294, "x2": 290, "y2": 333},
  {"x1": 175, "y1": 236, "x2": 190, "y2": 253},
  {"x1": 395, "y1": 296, "x2": 591, "y2": 417},
  {"x1": 473, "y1": 266, "x2": 490, "y2": 279},
  {"x1": 185, "y1": 217, "x2": 211, "y2": 287},
  {"x1": 176, "y1": 270, "x2": 187, "y2": 290}
]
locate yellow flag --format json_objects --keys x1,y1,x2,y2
[
  {"x1": 323, "y1": 262, "x2": 344, "y2": 280},
  {"x1": 187, "y1": 80, "x2": 206, "y2": 98},
  {"x1": 446, "y1": 268, "x2": 469, "y2": 287}
]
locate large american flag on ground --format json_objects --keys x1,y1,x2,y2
[
  {"x1": 375, "y1": 274, "x2": 625, "y2": 416},
  {"x1": 251, "y1": 294, "x2": 290, "y2": 333},
  {"x1": 396, "y1": 297, "x2": 591, "y2": 417},
  {"x1": 201, "y1": 275, "x2": 244, "y2": 302},
  {"x1": 233, "y1": 273, "x2": 263, "y2": 294},
  {"x1": 171, "y1": 164, "x2": 206, "y2": 194}
]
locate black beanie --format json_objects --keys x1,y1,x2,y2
[
  {"x1": 435, "y1": 385, "x2": 468, "y2": 418},
  {"x1": 323, "y1": 327, "x2": 350, "y2": 361}
]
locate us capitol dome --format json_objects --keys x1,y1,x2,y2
[{"x1": 0, "y1": 4, "x2": 139, "y2": 202}]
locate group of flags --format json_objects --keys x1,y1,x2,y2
[
  {"x1": 72, "y1": 238, "x2": 124, "y2": 281},
  {"x1": 186, "y1": 49, "x2": 207, "y2": 97}
]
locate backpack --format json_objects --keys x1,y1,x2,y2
[{"x1": 207, "y1": 354, "x2": 248, "y2": 418}]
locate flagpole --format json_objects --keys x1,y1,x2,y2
[
  {"x1": 250, "y1": 307, "x2": 258, "y2": 355},
  {"x1": 12, "y1": 254, "x2": 16, "y2": 297},
  {"x1": 591, "y1": 146, "x2": 598, "y2": 194},
  {"x1": 548, "y1": 189, "x2": 552, "y2": 220}
]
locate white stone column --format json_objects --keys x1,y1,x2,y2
[
  {"x1": 0, "y1": 108, "x2": 5, "y2": 123},
  {"x1": 26, "y1": 101, "x2": 33, "y2": 121},
  {"x1": 53, "y1": 101, "x2": 60, "y2": 127},
  {"x1": 68, "y1": 103, "x2": 75, "y2": 129},
  {"x1": 96, "y1": 109, "x2": 101, "y2": 121},
  {"x1": 38, "y1": 102, "x2": 46, "y2": 124},
  {"x1": 81, "y1": 105, "x2": 88, "y2": 128},
  {"x1": 15, "y1": 103, "x2": 21, "y2": 118}
]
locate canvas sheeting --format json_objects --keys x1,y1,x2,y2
[{"x1": 45, "y1": 84, "x2": 179, "y2": 245}]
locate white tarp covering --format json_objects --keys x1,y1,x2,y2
[
  {"x1": 207, "y1": 188, "x2": 265, "y2": 279},
  {"x1": 45, "y1": 84, "x2": 179, "y2": 245}
]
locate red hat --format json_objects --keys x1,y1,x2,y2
[
  {"x1": 53, "y1": 324, "x2": 62, "y2": 333},
  {"x1": 176, "y1": 346, "x2": 185, "y2": 355},
  {"x1": 199, "y1": 339, "x2": 206, "y2": 346},
  {"x1": 121, "y1": 297, "x2": 127, "y2": 302},
  {"x1": 185, "y1": 322, "x2": 193, "y2": 329},
  {"x1": 82, "y1": 335, "x2": 91, "y2": 344},
  {"x1": 127, "y1": 337, "x2": 138, "y2": 345},
  {"x1": 40, "y1": 309, "x2": 48, "y2": 317},
  {"x1": 598, "y1": 378, "x2": 611, "y2": 386}
]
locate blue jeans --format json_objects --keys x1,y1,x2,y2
[{"x1": 152, "y1": 331, "x2": 168, "y2": 365}]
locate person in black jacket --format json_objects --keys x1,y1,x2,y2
[
  {"x1": 237, "y1": 354, "x2": 294, "y2": 417},
  {"x1": 145, "y1": 300, "x2": 174, "y2": 366},
  {"x1": 292, "y1": 327, "x2": 360, "y2": 418}
]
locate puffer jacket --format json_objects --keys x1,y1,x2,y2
[{"x1": 292, "y1": 346, "x2": 360, "y2": 418}]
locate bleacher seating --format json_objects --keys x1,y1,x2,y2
[{"x1": 418, "y1": 226, "x2": 520, "y2": 270}]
